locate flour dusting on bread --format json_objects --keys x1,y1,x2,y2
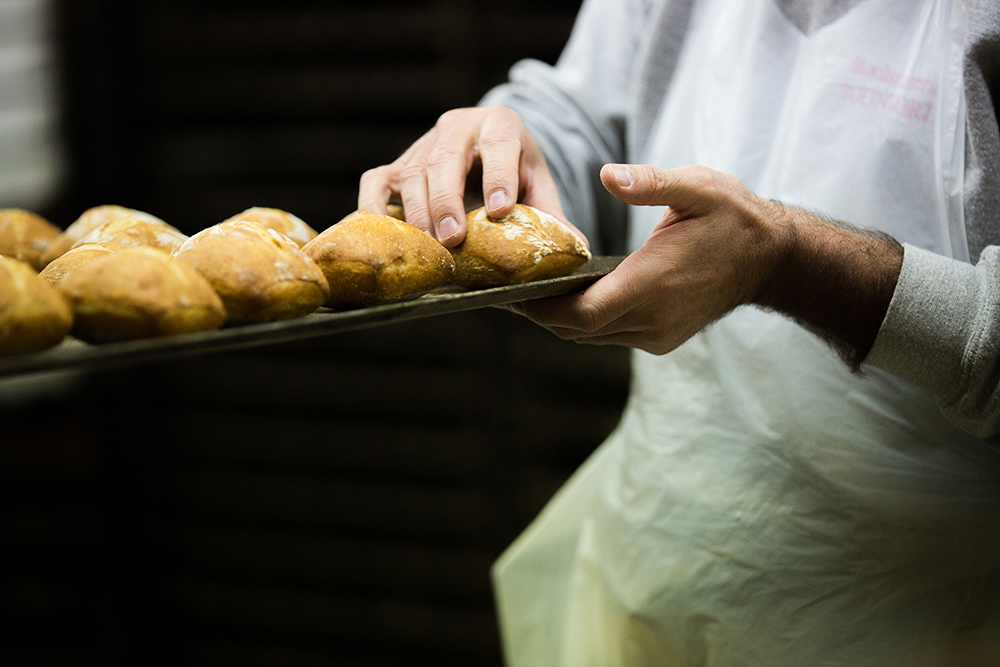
[{"x1": 452, "y1": 204, "x2": 590, "y2": 287}]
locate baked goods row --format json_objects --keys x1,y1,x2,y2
[{"x1": 0, "y1": 203, "x2": 591, "y2": 355}]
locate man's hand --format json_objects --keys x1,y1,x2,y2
[
  {"x1": 358, "y1": 106, "x2": 577, "y2": 248},
  {"x1": 508, "y1": 163, "x2": 903, "y2": 364},
  {"x1": 508, "y1": 164, "x2": 790, "y2": 354}
]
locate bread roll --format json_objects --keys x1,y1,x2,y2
[
  {"x1": 71, "y1": 217, "x2": 187, "y2": 254},
  {"x1": 174, "y1": 221, "x2": 330, "y2": 323},
  {"x1": 38, "y1": 243, "x2": 125, "y2": 288},
  {"x1": 450, "y1": 204, "x2": 591, "y2": 287},
  {"x1": 58, "y1": 248, "x2": 226, "y2": 343},
  {"x1": 0, "y1": 256, "x2": 73, "y2": 355},
  {"x1": 42, "y1": 205, "x2": 165, "y2": 265},
  {"x1": 222, "y1": 207, "x2": 318, "y2": 247},
  {"x1": 0, "y1": 209, "x2": 61, "y2": 270},
  {"x1": 302, "y1": 211, "x2": 455, "y2": 308},
  {"x1": 385, "y1": 204, "x2": 405, "y2": 221}
]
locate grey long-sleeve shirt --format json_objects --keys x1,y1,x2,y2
[{"x1": 482, "y1": 0, "x2": 1000, "y2": 441}]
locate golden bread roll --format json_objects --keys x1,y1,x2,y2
[
  {"x1": 173, "y1": 221, "x2": 330, "y2": 323},
  {"x1": 222, "y1": 207, "x2": 318, "y2": 247},
  {"x1": 0, "y1": 256, "x2": 73, "y2": 355},
  {"x1": 385, "y1": 204, "x2": 405, "y2": 221},
  {"x1": 0, "y1": 209, "x2": 61, "y2": 270},
  {"x1": 302, "y1": 211, "x2": 455, "y2": 309},
  {"x1": 450, "y1": 204, "x2": 591, "y2": 287},
  {"x1": 58, "y1": 247, "x2": 226, "y2": 343},
  {"x1": 38, "y1": 243, "x2": 125, "y2": 288},
  {"x1": 339, "y1": 205, "x2": 404, "y2": 223},
  {"x1": 42, "y1": 205, "x2": 165, "y2": 265},
  {"x1": 71, "y1": 217, "x2": 187, "y2": 254}
]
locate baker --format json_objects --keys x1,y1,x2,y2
[{"x1": 359, "y1": 1, "x2": 1000, "y2": 664}]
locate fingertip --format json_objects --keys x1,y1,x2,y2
[
  {"x1": 486, "y1": 189, "x2": 514, "y2": 218},
  {"x1": 403, "y1": 209, "x2": 435, "y2": 239},
  {"x1": 601, "y1": 164, "x2": 634, "y2": 192},
  {"x1": 599, "y1": 164, "x2": 615, "y2": 192},
  {"x1": 434, "y1": 215, "x2": 466, "y2": 247},
  {"x1": 414, "y1": 224, "x2": 437, "y2": 240}
]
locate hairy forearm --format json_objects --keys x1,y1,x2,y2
[{"x1": 752, "y1": 202, "x2": 904, "y2": 367}]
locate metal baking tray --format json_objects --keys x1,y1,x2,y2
[{"x1": 0, "y1": 255, "x2": 625, "y2": 379}]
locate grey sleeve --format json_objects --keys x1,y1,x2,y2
[
  {"x1": 864, "y1": 244, "x2": 1000, "y2": 441},
  {"x1": 478, "y1": 0, "x2": 647, "y2": 255}
]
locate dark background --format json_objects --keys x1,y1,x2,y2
[{"x1": 2, "y1": 1, "x2": 631, "y2": 665}]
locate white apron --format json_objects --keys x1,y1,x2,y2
[{"x1": 493, "y1": 0, "x2": 1000, "y2": 665}]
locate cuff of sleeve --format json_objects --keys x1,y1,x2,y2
[{"x1": 863, "y1": 244, "x2": 978, "y2": 401}]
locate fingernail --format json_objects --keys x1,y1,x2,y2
[
  {"x1": 611, "y1": 164, "x2": 633, "y2": 188},
  {"x1": 487, "y1": 190, "x2": 509, "y2": 212},
  {"x1": 437, "y1": 216, "x2": 460, "y2": 240}
]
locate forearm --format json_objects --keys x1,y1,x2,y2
[
  {"x1": 749, "y1": 201, "x2": 1000, "y2": 440},
  {"x1": 752, "y1": 202, "x2": 904, "y2": 368}
]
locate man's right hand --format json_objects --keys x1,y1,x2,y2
[{"x1": 357, "y1": 106, "x2": 575, "y2": 248}]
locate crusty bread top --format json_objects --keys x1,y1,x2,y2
[
  {"x1": 0, "y1": 208, "x2": 61, "y2": 270},
  {"x1": 305, "y1": 211, "x2": 454, "y2": 271},
  {"x1": 462, "y1": 204, "x2": 589, "y2": 269},
  {"x1": 71, "y1": 217, "x2": 188, "y2": 254},
  {"x1": 0, "y1": 255, "x2": 73, "y2": 353},
  {"x1": 0, "y1": 255, "x2": 31, "y2": 313},
  {"x1": 337, "y1": 206, "x2": 405, "y2": 225},
  {"x1": 38, "y1": 243, "x2": 124, "y2": 288},
  {"x1": 59, "y1": 247, "x2": 224, "y2": 317},
  {"x1": 449, "y1": 204, "x2": 591, "y2": 288},
  {"x1": 0, "y1": 256, "x2": 67, "y2": 314},
  {"x1": 303, "y1": 211, "x2": 455, "y2": 307},
  {"x1": 43, "y1": 205, "x2": 166, "y2": 265},
  {"x1": 174, "y1": 220, "x2": 329, "y2": 292},
  {"x1": 222, "y1": 207, "x2": 318, "y2": 247}
]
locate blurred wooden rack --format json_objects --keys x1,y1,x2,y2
[{"x1": 0, "y1": 256, "x2": 623, "y2": 379}]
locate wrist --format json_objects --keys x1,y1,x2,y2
[
  {"x1": 750, "y1": 201, "x2": 903, "y2": 366},
  {"x1": 747, "y1": 197, "x2": 799, "y2": 308}
]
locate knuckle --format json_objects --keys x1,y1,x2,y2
[
  {"x1": 478, "y1": 128, "x2": 518, "y2": 152},
  {"x1": 686, "y1": 165, "x2": 717, "y2": 192},
  {"x1": 731, "y1": 175, "x2": 753, "y2": 198},
  {"x1": 576, "y1": 301, "x2": 604, "y2": 333},
  {"x1": 648, "y1": 167, "x2": 674, "y2": 198},
  {"x1": 359, "y1": 165, "x2": 387, "y2": 184},
  {"x1": 426, "y1": 145, "x2": 461, "y2": 170},
  {"x1": 492, "y1": 105, "x2": 522, "y2": 124},
  {"x1": 427, "y1": 189, "x2": 457, "y2": 211},
  {"x1": 399, "y1": 162, "x2": 427, "y2": 183},
  {"x1": 436, "y1": 107, "x2": 470, "y2": 127}
]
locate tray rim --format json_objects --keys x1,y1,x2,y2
[{"x1": 0, "y1": 255, "x2": 625, "y2": 379}]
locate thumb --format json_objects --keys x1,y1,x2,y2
[{"x1": 600, "y1": 163, "x2": 716, "y2": 213}]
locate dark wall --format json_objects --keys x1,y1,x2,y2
[
  {"x1": 2, "y1": 2, "x2": 631, "y2": 666},
  {"x1": 54, "y1": 0, "x2": 582, "y2": 231}
]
